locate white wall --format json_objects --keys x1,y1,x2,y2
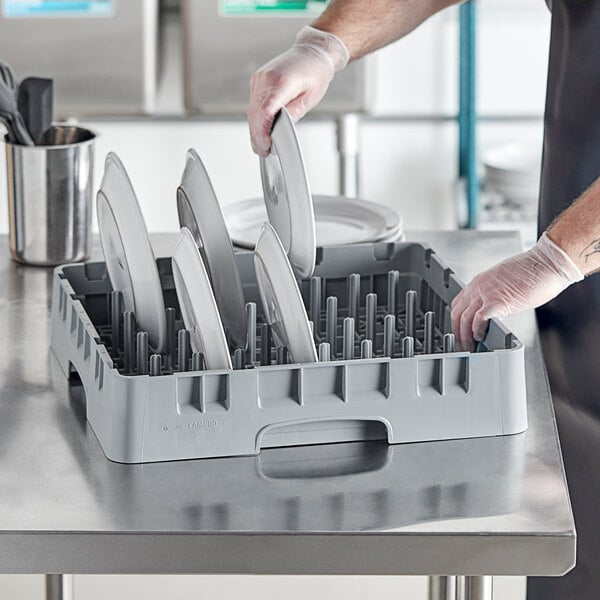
[{"x1": 0, "y1": 1, "x2": 551, "y2": 236}]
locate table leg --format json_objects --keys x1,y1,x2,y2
[
  {"x1": 428, "y1": 576, "x2": 457, "y2": 600},
  {"x1": 46, "y1": 574, "x2": 74, "y2": 600},
  {"x1": 464, "y1": 576, "x2": 493, "y2": 600},
  {"x1": 456, "y1": 576, "x2": 465, "y2": 599}
]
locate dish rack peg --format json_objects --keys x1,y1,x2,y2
[
  {"x1": 405, "y1": 290, "x2": 417, "y2": 338},
  {"x1": 384, "y1": 314, "x2": 396, "y2": 358},
  {"x1": 424, "y1": 311, "x2": 435, "y2": 355},
  {"x1": 191, "y1": 352, "x2": 204, "y2": 372},
  {"x1": 245, "y1": 302, "x2": 257, "y2": 365},
  {"x1": 348, "y1": 273, "x2": 360, "y2": 322},
  {"x1": 309, "y1": 276, "x2": 322, "y2": 334},
  {"x1": 444, "y1": 333, "x2": 456, "y2": 353},
  {"x1": 233, "y1": 348, "x2": 245, "y2": 370},
  {"x1": 325, "y1": 296, "x2": 337, "y2": 355},
  {"x1": 318, "y1": 342, "x2": 331, "y2": 361},
  {"x1": 343, "y1": 317, "x2": 355, "y2": 360},
  {"x1": 361, "y1": 338, "x2": 373, "y2": 359},
  {"x1": 387, "y1": 270, "x2": 399, "y2": 317},
  {"x1": 178, "y1": 329, "x2": 191, "y2": 372},
  {"x1": 136, "y1": 331, "x2": 149, "y2": 375},
  {"x1": 123, "y1": 311, "x2": 136, "y2": 373},
  {"x1": 110, "y1": 290, "x2": 123, "y2": 353},
  {"x1": 165, "y1": 308, "x2": 176, "y2": 370},
  {"x1": 149, "y1": 354, "x2": 162, "y2": 376},
  {"x1": 366, "y1": 293, "x2": 377, "y2": 344}
]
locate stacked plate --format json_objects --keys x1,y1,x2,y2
[
  {"x1": 224, "y1": 195, "x2": 404, "y2": 250},
  {"x1": 483, "y1": 143, "x2": 541, "y2": 209}
]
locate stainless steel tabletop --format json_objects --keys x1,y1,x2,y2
[{"x1": 0, "y1": 231, "x2": 575, "y2": 576}]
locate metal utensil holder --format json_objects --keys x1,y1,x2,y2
[
  {"x1": 5, "y1": 126, "x2": 96, "y2": 266},
  {"x1": 50, "y1": 242, "x2": 528, "y2": 464}
]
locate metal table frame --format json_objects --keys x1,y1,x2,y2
[{"x1": 0, "y1": 232, "x2": 574, "y2": 600}]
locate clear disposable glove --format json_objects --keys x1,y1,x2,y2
[
  {"x1": 450, "y1": 232, "x2": 584, "y2": 351},
  {"x1": 248, "y1": 25, "x2": 349, "y2": 156}
]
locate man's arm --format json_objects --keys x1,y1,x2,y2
[
  {"x1": 547, "y1": 177, "x2": 600, "y2": 274},
  {"x1": 248, "y1": 0, "x2": 460, "y2": 155},
  {"x1": 451, "y1": 177, "x2": 600, "y2": 350},
  {"x1": 313, "y1": 0, "x2": 461, "y2": 62}
]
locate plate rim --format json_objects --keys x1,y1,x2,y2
[
  {"x1": 172, "y1": 227, "x2": 233, "y2": 371},
  {"x1": 97, "y1": 152, "x2": 167, "y2": 353},
  {"x1": 254, "y1": 222, "x2": 318, "y2": 364},
  {"x1": 259, "y1": 108, "x2": 316, "y2": 279},
  {"x1": 224, "y1": 195, "x2": 403, "y2": 249},
  {"x1": 177, "y1": 147, "x2": 247, "y2": 348}
]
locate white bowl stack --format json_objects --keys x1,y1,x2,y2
[{"x1": 483, "y1": 143, "x2": 542, "y2": 210}]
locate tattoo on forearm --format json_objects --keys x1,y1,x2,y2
[{"x1": 580, "y1": 239, "x2": 600, "y2": 263}]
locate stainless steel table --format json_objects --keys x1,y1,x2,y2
[{"x1": 0, "y1": 231, "x2": 575, "y2": 600}]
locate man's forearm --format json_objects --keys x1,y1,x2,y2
[
  {"x1": 547, "y1": 176, "x2": 600, "y2": 275},
  {"x1": 312, "y1": 0, "x2": 462, "y2": 61}
]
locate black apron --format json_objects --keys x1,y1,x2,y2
[{"x1": 527, "y1": 0, "x2": 600, "y2": 598}]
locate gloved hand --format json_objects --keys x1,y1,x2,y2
[
  {"x1": 450, "y1": 232, "x2": 584, "y2": 351},
  {"x1": 248, "y1": 25, "x2": 349, "y2": 156}
]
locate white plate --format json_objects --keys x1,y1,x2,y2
[
  {"x1": 172, "y1": 227, "x2": 232, "y2": 370},
  {"x1": 260, "y1": 108, "x2": 316, "y2": 279},
  {"x1": 254, "y1": 222, "x2": 318, "y2": 364},
  {"x1": 177, "y1": 148, "x2": 246, "y2": 348},
  {"x1": 97, "y1": 152, "x2": 167, "y2": 352},
  {"x1": 224, "y1": 195, "x2": 403, "y2": 249},
  {"x1": 378, "y1": 228, "x2": 406, "y2": 243}
]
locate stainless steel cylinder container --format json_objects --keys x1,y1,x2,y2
[{"x1": 5, "y1": 125, "x2": 95, "y2": 266}]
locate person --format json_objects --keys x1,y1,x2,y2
[{"x1": 247, "y1": 1, "x2": 600, "y2": 598}]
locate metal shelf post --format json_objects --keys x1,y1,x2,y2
[{"x1": 459, "y1": 0, "x2": 478, "y2": 228}]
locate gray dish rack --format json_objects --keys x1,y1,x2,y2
[{"x1": 50, "y1": 242, "x2": 528, "y2": 464}]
